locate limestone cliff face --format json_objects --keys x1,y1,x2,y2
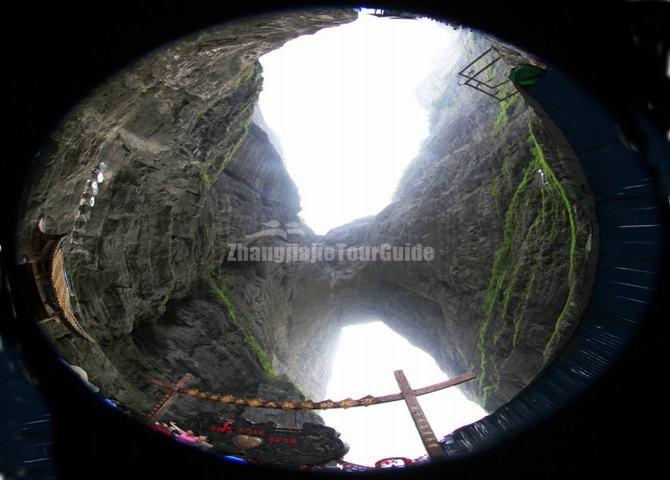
[
  {"x1": 216, "y1": 30, "x2": 597, "y2": 411},
  {"x1": 19, "y1": 9, "x2": 357, "y2": 422},
  {"x1": 19, "y1": 14, "x2": 597, "y2": 423},
  {"x1": 313, "y1": 31, "x2": 598, "y2": 408}
]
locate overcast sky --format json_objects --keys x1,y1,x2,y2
[
  {"x1": 321, "y1": 322, "x2": 486, "y2": 466},
  {"x1": 257, "y1": 13, "x2": 484, "y2": 467},
  {"x1": 258, "y1": 12, "x2": 458, "y2": 235}
]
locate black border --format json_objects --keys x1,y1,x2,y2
[{"x1": 2, "y1": 1, "x2": 669, "y2": 478}]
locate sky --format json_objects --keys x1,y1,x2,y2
[
  {"x1": 258, "y1": 12, "x2": 458, "y2": 235},
  {"x1": 257, "y1": 13, "x2": 483, "y2": 466},
  {"x1": 321, "y1": 322, "x2": 487, "y2": 467}
]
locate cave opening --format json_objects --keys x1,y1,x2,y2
[
  {"x1": 15, "y1": 6, "x2": 600, "y2": 472},
  {"x1": 257, "y1": 11, "x2": 458, "y2": 234},
  {"x1": 322, "y1": 321, "x2": 486, "y2": 466}
]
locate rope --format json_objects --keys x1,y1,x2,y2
[{"x1": 150, "y1": 372, "x2": 475, "y2": 411}]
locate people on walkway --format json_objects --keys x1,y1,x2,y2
[{"x1": 155, "y1": 421, "x2": 214, "y2": 449}]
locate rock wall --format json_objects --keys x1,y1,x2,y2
[
  {"x1": 19, "y1": 13, "x2": 597, "y2": 424},
  {"x1": 18, "y1": 9, "x2": 357, "y2": 422},
  {"x1": 299, "y1": 31, "x2": 598, "y2": 408}
]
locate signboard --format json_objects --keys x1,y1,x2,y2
[{"x1": 189, "y1": 417, "x2": 348, "y2": 466}]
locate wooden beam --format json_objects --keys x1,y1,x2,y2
[
  {"x1": 410, "y1": 371, "x2": 476, "y2": 397},
  {"x1": 394, "y1": 369, "x2": 445, "y2": 461},
  {"x1": 146, "y1": 373, "x2": 193, "y2": 424}
]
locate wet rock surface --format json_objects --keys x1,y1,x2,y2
[{"x1": 19, "y1": 13, "x2": 597, "y2": 424}]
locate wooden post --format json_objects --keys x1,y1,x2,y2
[
  {"x1": 394, "y1": 369, "x2": 445, "y2": 461},
  {"x1": 146, "y1": 373, "x2": 193, "y2": 424}
]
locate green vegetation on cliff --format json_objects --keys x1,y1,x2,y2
[
  {"x1": 201, "y1": 63, "x2": 260, "y2": 190},
  {"x1": 477, "y1": 121, "x2": 578, "y2": 404},
  {"x1": 492, "y1": 84, "x2": 520, "y2": 134},
  {"x1": 201, "y1": 107, "x2": 253, "y2": 189},
  {"x1": 528, "y1": 126, "x2": 578, "y2": 359},
  {"x1": 208, "y1": 275, "x2": 277, "y2": 379}
]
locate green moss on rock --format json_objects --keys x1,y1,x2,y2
[
  {"x1": 208, "y1": 275, "x2": 278, "y2": 379},
  {"x1": 477, "y1": 120, "x2": 581, "y2": 401}
]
